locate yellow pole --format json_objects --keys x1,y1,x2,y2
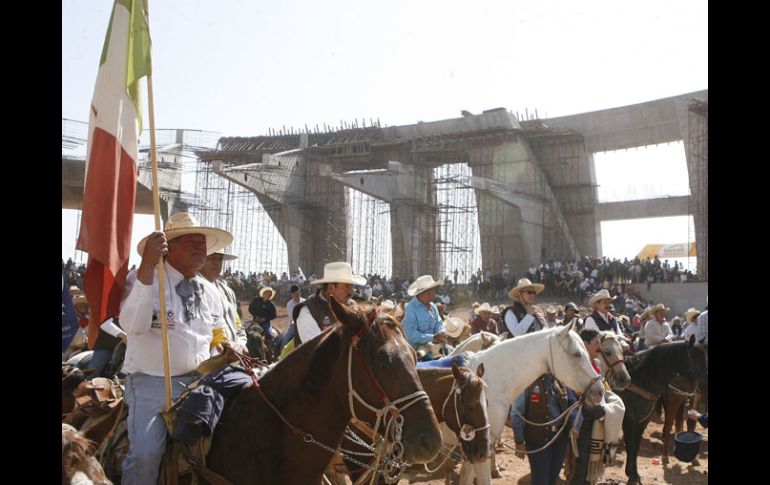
[{"x1": 144, "y1": 0, "x2": 173, "y2": 409}]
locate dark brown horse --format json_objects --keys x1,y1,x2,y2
[
  {"x1": 205, "y1": 296, "x2": 443, "y2": 484},
  {"x1": 618, "y1": 337, "x2": 707, "y2": 485},
  {"x1": 344, "y1": 363, "x2": 490, "y2": 484}
]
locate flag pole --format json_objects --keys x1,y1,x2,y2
[{"x1": 144, "y1": 1, "x2": 173, "y2": 409}]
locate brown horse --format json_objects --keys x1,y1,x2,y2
[
  {"x1": 344, "y1": 363, "x2": 490, "y2": 484},
  {"x1": 658, "y1": 374, "x2": 700, "y2": 465},
  {"x1": 204, "y1": 296, "x2": 443, "y2": 484},
  {"x1": 62, "y1": 423, "x2": 112, "y2": 485}
]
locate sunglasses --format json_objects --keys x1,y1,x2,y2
[{"x1": 522, "y1": 290, "x2": 537, "y2": 295}]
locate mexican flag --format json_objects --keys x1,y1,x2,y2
[{"x1": 76, "y1": 0, "x2": 151, "y2": 348}]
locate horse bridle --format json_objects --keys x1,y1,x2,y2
[
  {"x1": 549, "y1": 329, "x2": 604, "y2": 400},
  {"x1": 440, "y1": 376, "x2": 489, "y2": 443},
  {"x1": 599, "y1": 334, "x2": 626, "y2": 386}
]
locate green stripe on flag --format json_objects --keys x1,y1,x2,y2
[{"x1": 98, "y1": 0, "x2": 152, "y2": 133}]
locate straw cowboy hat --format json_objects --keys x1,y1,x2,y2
[
  {"x1": 684, "y1": 307, "x2": 701, "y2": 323},
  {"x1": 589, "y1": 289, "x2": 617, "y2": 307},
  {"x1": 407, "y1": 275, "x2": 444, "y2": 297},
  {"x1": 508, "y1": 278, "x2": 545, "y2": 299},
  {"x1": 380, "y1": 299, "x2": 395, "y2": 311},
  {"x1": 259, "y1": 287, "x2": 275, "y2": 300},
  {"x1": 210, "y1": 249, "x2": 238, "y2": 261},
  {"x1": 310, "y1": 262, "x2": 367, "y2": 286},
  {"x1": 490, "y1": 305, "x2": 502, "y2": 314},
  {"x1": 474, "y1": 302, "x2": 494, "y2": 315},
  {"x1": 648, "y1": 303, "x2": 670, "y2": 317},
  {"x1": 137, "y1": 212, "x2": 233, "y2": 256},
  {"x1": 618, "y1": 315, "x2": 630, "y2": 326},
  {"x1": 444, "y1": 317, "x2": 467, "y2": 339}
]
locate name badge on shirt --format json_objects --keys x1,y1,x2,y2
[{"x1": 151, "y1": 311, "x2": 176, "y2": 330}]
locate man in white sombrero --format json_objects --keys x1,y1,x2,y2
[
  {"x1": 402, "y1": 275, "x2": 446, "y2": 359},
  {"x1": 643, "y1": 303, "x2": 674, "y2": 348},
  {"x1": 682, "y1": 307, "x2": 701, "y2": 342},
  {"x1": 291, "y1": 262, "x2": 366, "y2": 349},
  {"x1": 584, "y1": 289, "x2": 623, "y2": 336},
  {"x1": 501, "y1": 278, "x2": 547, "y2": 337},
  {"x1": 120, "y1": 212, "x2": 233, "y2": 485},
  {"x1": 200, "y1": 249, "x2": 248, "y2": 353},
  {"x1": 249, "y1": 286, "x2": 278, "y2": 342}
]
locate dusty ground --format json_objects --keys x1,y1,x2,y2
[{"x1": 241, "y1": 299, "x2": 708, "y2": 485}]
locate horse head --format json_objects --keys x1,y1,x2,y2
[
  {"x1": 329, "y1": 296, "x2": 442, "y2": 464},
  {"x1": 599, "y1": 332, "x2": 631, "y2": 391},
  {"x1": 448, "y1": 363, "x2": 490, "y2": 463},
  {"x1": 245, "y1": 325, "x2": 269, "y2": 362},
  {"x1": 551, "y1": 322, "x2": 605, "y2": 405}
]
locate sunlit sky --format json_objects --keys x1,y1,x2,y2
[{"x1": 62, "y1": 0, "x2": 707, "y2": 271}]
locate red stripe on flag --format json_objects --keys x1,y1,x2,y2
[{"x1": 77, "y1": 127, "x2": 137, "y2": 344}]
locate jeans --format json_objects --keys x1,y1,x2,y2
[
  {"x1": 89, "y1": 349, "x2": 113, "y2": 378},
  {"x1": 121, "y1": 372, "x2": 198, "y2": 485},
  {"x1": 526, "y1": 429, "x2": 569, "y2": 485}
]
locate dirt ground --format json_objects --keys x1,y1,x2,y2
[{"x1": 241, "y1": 299, "x2": 708, "y2": 485}]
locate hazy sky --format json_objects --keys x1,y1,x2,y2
[{"x1": 62, "y1": 0, "x2": 707, "y2": 271}]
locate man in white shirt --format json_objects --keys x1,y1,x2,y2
[
  {"x1": 199, "y1": 249, "x2": 248, "y2": 353},
  {"x1": 682, "y1": 307, "x2": 701, "y2": 341},
  {"x1": 120, "y1": 213, "x2": 233, "y2": 485},
  {"x1": 643, "y1": 303, "x2": 674, "y2": 348},
  {"x1": 292, "y1": 262, "x2": 365, "y2": 349}
]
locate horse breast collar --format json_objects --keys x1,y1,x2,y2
[{"x1": 627, "y1": 383, "x2": 657, "y2": 401}]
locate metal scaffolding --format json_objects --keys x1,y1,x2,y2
[{"x1": 687, "y1": 99, "x2": 708, "y2": 280}]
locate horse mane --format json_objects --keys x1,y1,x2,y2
[
  {"x1": 260, "y1": 307, "x2": 403, "y2": 409},
  {"x1": 62, "y1": 424, "x2": 110, "y2": 485},
  {"x1": 625, "y1": 341, "x2": 692, "y2": 389}
]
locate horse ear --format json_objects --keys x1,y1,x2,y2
[
  {"x1": 476, "y1": 362, "x2": 485, "y2": 379},
  {"x1": 451, "y1": 362, "x2": 464, "y2": 382},
  {"x1": 328, "y1": 295, "x2": 361, "y2": 329},
  {"x1": 499, "y1": 331, "x2": 510, "y2": 341},
  {"x1": 481, "y1": 332, "x2": 492, "y2": 347},
  {"x1": 391, "y1": 302, "x2": 405, "y2": 321}
]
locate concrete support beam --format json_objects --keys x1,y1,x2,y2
[
  {"x1": 216, "y1": 149, "x2": 348, "y2": 276},
  {"x1": 544, "y1": 90, "x2": 708, "y2": 152},
  {"x1": 62, "y1": 156, "x2": 177, "y2": 221},
  {"x1": 596, "y1": 196, "x2": 690, "y2": 221},
  {"x1": 320, "y1": 161, "x2": 438, "y2": 281}
]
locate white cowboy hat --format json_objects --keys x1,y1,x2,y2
[
  {"x1": 380, "y1": 299, "x2": 396, "y2": 311},
  {"x1": 136, "y1": 212, "x2": 233, "y2": 256},
  {"x1": 546, "y1": 305, "x2": 557, "y2": 315},
  {"x1": 618, "y1": 315, "x2": 630, "y2": 325},
  {"x1": 259, "y1": 286, "x2": 275, "y2": 300},
  {"x1": 474, "y1": 302, "x2": 493, "y2": 315},
  {"x1": 407, "y1": 275, "x2": 444, "y2": 297},
  {"x1": 209, "y1": 249, "x2": 238, "y2": 261},
  {"x1": 444, "y1": 317, "x2": 467, "y2": 338},
  {"x1": 490, "y1": 305, "x2": 501, "y2": 314},
  {"x1": 310, "y1": 262, "x2": 367, "y2": 286},
  {"x1": 648, "y1": 303, "x2": 670, "y2": 318},
  {"x1": 508, "y1": 278, "x2": 545, "y2": 299},
  {"x1": 589, "y1": 289, "x2": 617, "y2": 307},
  {"x1": 684, "y1": 307, "x2": 701, "y2": 323}
]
